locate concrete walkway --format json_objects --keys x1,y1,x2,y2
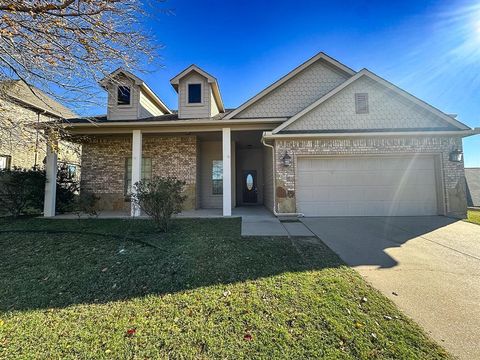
[
  {"x1": 301, "y1": 216, "x2": 480, "y2": 360},
  {"x1": 236, "y1": 207, "x2": 288, "y2": 236}
]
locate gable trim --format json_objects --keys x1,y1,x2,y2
[
  {"x1": 170, "y1": 64, "x2": 225, "y2": 112},
  {"x1": 99, "y1": 68, "x2": 172, "y2": 114},
  {"x1": 273, "y1": 69, "x2": 471, "y2": 134},
  {"x1": 223, "y1": 52, "x2": 356, "y2": 120}
]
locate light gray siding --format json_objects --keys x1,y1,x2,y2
[
  {"x1": 106, "y1": 75, "x2": 139, "y2": 121},
  {"x1": 210, "y1": 88, "x2": 219, "y2": 117},
  {"x1": 234, "y1": 59, "x2": 349, "y2": 118},
  {"x1": 139, "y1": 89, "x2": 166, "y2": 118},
  {"x1": 285, "y1": 76, "x2": 453, "y2": 131},
  {"x1": 178, "y1": 72, "x2": 211, "y2": 119}
]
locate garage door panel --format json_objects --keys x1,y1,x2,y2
[{"x1": 297, "y1": 156, "x2": 438, "y2": 216}]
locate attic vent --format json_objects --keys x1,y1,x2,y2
[{"x1": 355, "y1": 93, "x2": 369, "y2": 114}]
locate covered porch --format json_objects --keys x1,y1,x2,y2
[{"x1": 43, "y1": 124, "x2": 276, "y2": 218}]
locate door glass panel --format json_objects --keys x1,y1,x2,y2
[{"x1": 246, "y1": 173, "x2": 254, "y2": 190}]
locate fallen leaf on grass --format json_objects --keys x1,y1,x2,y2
[{"x1": 244, "y1": 333, "x2": 252, "y2": 341}]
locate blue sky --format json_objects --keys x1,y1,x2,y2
[{"x1": 102, "y1": 0, "x2": 480, "y2": 166}]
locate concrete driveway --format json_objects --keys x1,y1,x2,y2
[{"x1": 301, "y1": 216, "x2": 480, "y2": 360}]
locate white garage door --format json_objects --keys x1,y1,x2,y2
[{"x1": 297, "y1": 156, "x2": 438, "y2": 216}]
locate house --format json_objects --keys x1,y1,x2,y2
[
  {"x1": 465, "y1": 168, "x2": 480, "y2": 208},
  {"x1": 0, "y1": 80, "x2": 80, "y2": 176},
  {"x1": 42, "y1": 52, "x2": 479, "y2": 218}
]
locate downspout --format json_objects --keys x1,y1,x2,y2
[{"x1": 262, "y1": 134, "x2": 304, "y2": 217}]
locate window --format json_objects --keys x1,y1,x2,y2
[
  {"x1": 212, "y1": 160, "x2": 223, "y2": 195},
  {"x1": 0, "y1": 155, "x2": 11, "y2": 170},
  {"x1": 355, "y1": 93, "x2": 369, "y2": 114},
  {"x1": 117, "y1": 86, "x2": 131, "y2": 105},
  {"x1": 188, "y1": 83, "x2": 202, "y2": 104},
  {"x1": 66, "y1": 164, "x2": 77, "y2": 179},
  {"x1": 124, "y1": 157, "x2": 152, "y2": 196}
]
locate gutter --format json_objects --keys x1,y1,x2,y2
[
  {"x1": 263, "y1": 128, "x2": 480, "y2": 139},
  {"x1": 261, "y1": 134, "x2": 304, "y2": 218}
]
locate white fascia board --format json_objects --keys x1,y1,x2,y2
[{"x1": 264, "y1": 129, "x2": 479, "y2": 139}]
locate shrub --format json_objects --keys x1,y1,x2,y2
[
  {"x1": 132, "y1": 177, "x2": 186, "y2": 232},
  {"x1": 72, "y1": 191, "x2": 100, "y2": 218},
  {"x1": 0, "y1": 168, "x2": 46, "y2": 217},
  {"x1": 56, "y1": 164, "x2": 80, "y2": 213},
  {"x1": 0, "y1": 166, "x2": 79, "y2": 217}
]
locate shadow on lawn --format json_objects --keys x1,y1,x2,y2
[{"x1": 0, "y1": 217, "x2": 343, "y2": 312}]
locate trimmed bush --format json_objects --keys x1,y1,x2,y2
[{"x1": 132, "y1": 177, "x2": 186, "y2": 232}]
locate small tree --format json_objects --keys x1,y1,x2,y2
[{"x1": 133, "y1": 177, "x2": 186, "y2": 232}]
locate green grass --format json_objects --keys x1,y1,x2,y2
[
  {"x1": 0, "y1": 217, "x2": 450, "y2": 359},
  {"x1": 467, "y1": 209, "x2": 480, "y2": 225}
]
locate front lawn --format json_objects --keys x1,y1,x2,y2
[
  {"x1": 467, "y1": 209, "x2": 480, "y2": 225},
  {"x1": 0, "y1": 218, "x2": 450, "y2": 359}
]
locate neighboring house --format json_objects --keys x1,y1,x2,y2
[
  {"x1": 465, "y1": 168, "x2": 480, "y2": 207},
  {"x1": 43, "y1": 52, "x2": 479, "y2": 218},
  {"x1": 0, "y1": 80, "x2": 80, "y2": 176}
]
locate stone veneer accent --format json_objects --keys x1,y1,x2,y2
[
  {"x1": 80, "y1": 134, "x2": 197, "y2": 211},
  {"x1": 275, "y1": 136, "x2": 467, "y2": 218}
]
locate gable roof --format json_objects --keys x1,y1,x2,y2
[
  {"x1": 273, "y1": 68, "x2": 471, "y2": 134},
  {"x1": 170, "y1": 64, "x2": 225, "y2": 112},
  {"x1": 99, "y1": 68, "x2": 172, "y2": 115},
  {"x1": 224, "y1": 52, "x2": 356, "y2": 120},
  {"x1": 0, "y1": 80, "x2": 77, "y2": 118}
]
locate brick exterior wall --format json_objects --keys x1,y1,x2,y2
[
  {"x1": 80, "y1": 134, "x2": 198, "y2": 211},
  {"x1": 274, "y1": 136, "x2": 467, "y2": 218}
]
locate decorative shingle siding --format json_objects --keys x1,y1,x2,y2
[
  {"x1": 285, "y1": 77, "x2": 453, "y2": 131},
  {"x1": 274, "y1": 136, "x2": 467, "y2": 218},
  {"x1": 234, "y1": 59, "x2": 349, "y2": 118},
  {"x1": 80, "y1": 135, "x2": 197, "y2": 211}
]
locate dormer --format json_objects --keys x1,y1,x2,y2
[
  {"x1": 99, "y1": 68, "x2": 171, "y2": 120},
  {"x1": 170, "y1": 65, "x2": 225, "y2": 119}
]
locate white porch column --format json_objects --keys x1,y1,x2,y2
[
  {"x1": 222, "y1": 128, "x2": 232, "y2": 216},
  {"x1": 43, "y1": 135, "x2": 58, "y2": 217},
  {"x1": 131, "y1": 130, "x2": 142, "y2": 217}
]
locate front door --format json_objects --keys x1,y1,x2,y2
[{"x1": 242, "y1": 170, "x2": 258, "y2": 204}]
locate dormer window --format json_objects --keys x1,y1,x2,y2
[
  {"x1": 117, "y1": 86, "x2": 131, "y2": 105},
  {"x1": 187, "y1": 83, "x2": 202, "y2": 104}
]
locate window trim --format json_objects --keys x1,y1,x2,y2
[
  {"x1": 117, "y1": 85, "x2": 132, "y2": 107},
  {"x1": 124, "y1": 157, "x2": 152, "y2": 197},
  {"x1": 0, "y1": 155, "x2": 12, "y2": 170},
  {"x1": 186, "y1": 82, "x2": 203, "y2": 106},
  {"x1": 211, "y1": 159, "x2": 223, "y2": 196},
  {"x1": 355, "y1": 93, "x2": 369, "y2": 114}
]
